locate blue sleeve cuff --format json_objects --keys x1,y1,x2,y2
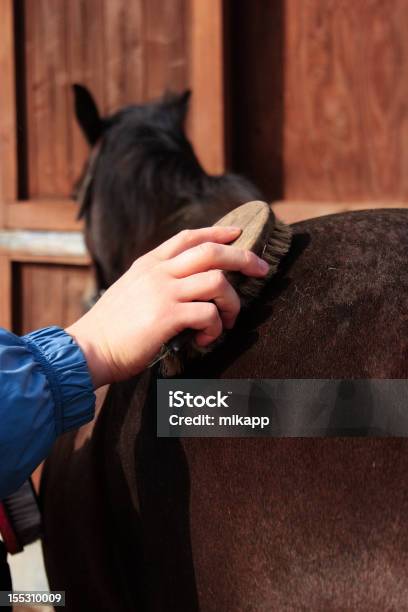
[{"x1": 21, "y1": 326, "x2": 95, "y2": 435}]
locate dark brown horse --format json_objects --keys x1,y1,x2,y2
[{"x1": 41, "y1": 87, "x2": 408, "y2": 611}]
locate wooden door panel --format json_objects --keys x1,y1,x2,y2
[
  {"x1": 0, "y1": 0, "x2": 224, "y2": 230},
  {"x1": 23, "y1": 0, "x2": 189, "y2": 200},
  {"x1": 229, "y1": 0, "x2": 408, "y2": 204},
  {"x1": 25, "y1": 0, "x2": 71, "y2": 198},
  {"x1": 284, "y1": 0, "x2": 408, "y2": 201},
  {"x1": 13, "y1": 262, "x2": 91, "y2": 334}
]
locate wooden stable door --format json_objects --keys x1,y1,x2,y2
[{"x1": 0, "y1": 0, "x2": 225, "y2": 332}]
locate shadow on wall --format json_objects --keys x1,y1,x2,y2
[{"x1": 227, "y1": 0, "x2": 284, "y2": 201}]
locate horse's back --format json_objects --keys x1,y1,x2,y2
[{"x1": 190, "y1": 208, "x2": 408, "y2": 380}]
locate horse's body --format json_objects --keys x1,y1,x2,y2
[
  {"x1": 41, "y1": 88, "x2": 408, "y2": 610},
  {"x1": 42, "y1": 209, "x2": 408, "y2": 611}
]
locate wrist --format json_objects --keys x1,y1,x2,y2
[{"x1": 65, "y1": 315, "x2": 112, "y2": 389}]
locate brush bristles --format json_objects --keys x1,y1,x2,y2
[
  {"x1": 161, "y1": 217, "x2": 293, "y2": 376},
  {"x1": 238, "y1": 218, "x2": 292, "y2": 306}
]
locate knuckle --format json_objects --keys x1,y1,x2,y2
[
  {"x1": 178, "y1": 228, "x2": 194, "y2": 244},
  {"x1": 206, "y1": 302, "x2": 219, "y2": 323},
  {"x1": 211, "y1": 270, "x2": 226, "y2": 290},
  {"x1": 231, "y1": 295, "x2": 241, "y2": 315},
  {"x1": 199, "y1": 242, "x2": 218, "y2": 259},
  {"x1": 243, "y1": 249, "x2": 253, "y2": 266}
]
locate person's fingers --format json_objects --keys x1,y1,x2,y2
[
  {"x1": 166, "y1": 242, "x2": 269, "y2": 278},
  {"x1": 151, "y1": 226, "x2": 242, "y2": 260},
  {"x1": 177, "y1": 302, "x2": 223, "y2": 347},
  {"x1": 176, "y1": 271, "x2": 241, "y2": 329}
]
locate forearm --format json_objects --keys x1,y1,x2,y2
[{"x1": 0, "y1": 327, "x2": 95, "y2": 499}]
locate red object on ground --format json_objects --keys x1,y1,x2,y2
[{"x1": 0, "y1": 502, "x2": 21, "y2": 555}]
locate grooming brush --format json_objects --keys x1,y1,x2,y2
[
  {"x1": 0, "y1": 480, "x2": 42, "y2": 554},
  {"x1": 151, "y1": 200, "x2": 292, "y2": 375}
]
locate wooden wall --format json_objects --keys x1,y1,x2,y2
[{"x1": 229, "y1": 0, "x2": 408, "y2": 204}]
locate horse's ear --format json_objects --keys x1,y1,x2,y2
[
  {"x1": 176, "y1": 89, "x2": 191, "y2": 123},
  {"x1": 72, "y1": 84, "x2": 103, "y2": 146},
  {"x1": 178, "y1": 89, "x2": 191, "y2": 110},
  {"x1": 163, "y1": 89, "x2": 191, "y2": 126}
]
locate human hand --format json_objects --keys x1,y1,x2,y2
[{"x1": 66, "y1": 226, "x2": 269, "y2": 388}]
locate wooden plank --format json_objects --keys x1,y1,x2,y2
[
  {"x1": 6, "y1": 200, "x2": 83, "y2": 231},
  {"x1": 24, "y1": 0, "x2": 40, "y2": 199},
  {"x1": 25, "y1": 0, "x2": 70, "y2": 198},
  {"x1": 188, "y1": 0, "x2": 225, "y2": 174},
  {"x1": 284, "y1": 0, "x2": 408, "y2": 201},
  {"x1": 0, "y1": 254, "x2": 12, "y2": 330},
  {"x1": 8, "y1": 253, "x2": 91, "y2": 266},
  {"x1": 0, "y1": 0, "x2": 17, "y2": 222},
  {"x1": 103, "y1": 0, "x2": 145, "y2": 111},
  {"x1": 144, "y1": 0, "x2": 187, "y2": 101},
  {"x1": 66, "y1": 0, "x2": 106, "y2": 185},
  {"x1": 51, "y1": 0, "x2": 70, "y2": 198}
]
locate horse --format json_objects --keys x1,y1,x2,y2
[
  {"x1": 71, "y1": 85, "x2": 262, "y2": 291},
  {"x1": 40, "y1": 85, "x2": 408, "y2": 611}
]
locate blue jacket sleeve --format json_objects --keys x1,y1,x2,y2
[{"x1": 0, "y1": 326, "x2": 95, "y2": 499}]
